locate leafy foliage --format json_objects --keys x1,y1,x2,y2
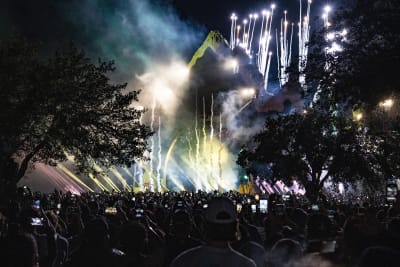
[
  {"x1": 0, "y1": 37, "x2": 151, "y2": 187},
  {"x1": 305, "y1": 0, "x2": 400, "y2": 110},
  {"x1": 238, "y1": 109, "x2": 376, "y2": 202}
]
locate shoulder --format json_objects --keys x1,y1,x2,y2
[{"x1": 170, "y1": 246, "x2": 204, "y2": 267}]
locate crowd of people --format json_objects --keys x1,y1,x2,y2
[{"x1": 1, "y1": 186, "x2": 400, "y2": 267}]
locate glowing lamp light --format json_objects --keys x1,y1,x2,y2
[
  {"x1": 262, "y1": 10, "x2": 267, "y2": 15},
  {"x1": 271, "y1": 4, "x2": 276, "y2": 9},
  {"x1": 355, "y1": 113, "x2": 363, "y2": 121}
]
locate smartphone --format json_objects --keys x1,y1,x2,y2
[
  {"x1": 259, "y1": 200, "x2": 268, "y2": 214},
  {"x1": 247, "y1": 198, "x2": 251, "y2": 204},
  {"x1": 135, "y1": 209, "x2": 144, "y2": 218},
  {"x1": 251, "y1": 204, "x2": 256, "y2": 213},
  {"x1": 255, "y1": 194, "x2": 260, "y2": 201},
  {"x1": 30, "y1": 217, "x2": 43, "y2": 226},
  {"x1": 132, "y1": 197, "x2": 136, "y2": 201},
  {"x1": 177, "y1": 200, "x2": 184, "y2": 207},
  {"x1": 236, "y1": 203, "x2": 242, "y2": 213},
  {"x1": 105, "y1": 207, "x2": 117, "y2": 215},
  {"x1": 57, "y1": 203, "x2": 61, "y2": 209},
  {"x1": 203, "y1": 204, "x2": 208, "y2": 209},
  {"x1": 312, "y1": 204, "x2": 319, "y2": 211},
  {"x1": 387, "y1": 186, "x2": 397, "y2": 202},
  {"x1": 32, "y1": 200, "x2": 40, "y2": 209}
]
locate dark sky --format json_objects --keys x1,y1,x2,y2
[{"x1": 0, "y1": 0, "x2": 340, "y2": 79}]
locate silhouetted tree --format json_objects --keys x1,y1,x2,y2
[
  {"x1": 305, "y1": 0, "x2": 400, "y2": 110},
  {"x1": 237, "y1": 109, "x2": 377, "y2": 202},
  {"x1": 0, "y1": 37, "x2": 151, "y2": 195}
]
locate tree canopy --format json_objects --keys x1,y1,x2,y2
[
  {"x1": 237, "y1": 109, "x2": 378, "y2": 202},
  {"x1": 0, "y1": 37, "x2": 151, "y2": 193},
  {"x1": 305, "y1": 0, "x2": 400, "y2": 110}
]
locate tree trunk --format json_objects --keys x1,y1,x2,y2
[
  {"x1": 304, "y1": 181, "x2": 320, "y2": 204},
  {"x1": 15, "y1": 140, "x2": 47, "y2": 183}
]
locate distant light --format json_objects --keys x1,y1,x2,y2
[
  {"x1": 262, "y1": 10, "x2": 267, "y2": 15},
  {"x1": 356, "y1": 113, "x2": 363, "y2": 121},
  {"x1": 324, "y1": 5, "x2": 332, "y2": 13},
  {"x1": 271, "y1": 4, "x2": 276, "y2": 9},
  {"x1": 341, "y1": 29, "x2": 348, "y2": 36},
  {"x1": 326, "y1": 32, "x2": 335, "y2": 40},
  {"x1": 240, "y1": 87, "x2": 256, "y2": 98},
  {"x1": 380, "y1": 99, "x2": 394, "y2": 108}
]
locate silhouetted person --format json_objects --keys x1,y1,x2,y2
[{"x1": 170, "y1": 197, "x2": 256, "y2": 267}]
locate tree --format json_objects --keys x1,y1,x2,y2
[
  {"x1": 0, "y1": 37, "x2": 151, "y2": 194},
  {"x1": 305, "y1": 0, "x2": 400, "y2": 110},
  {"x1": 237, "y1": 109, "x2": 376, "y2": 202}
]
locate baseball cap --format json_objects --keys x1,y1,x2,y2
[{"x1": 205, "y1": 197, "x2": 237, "y2": 224}]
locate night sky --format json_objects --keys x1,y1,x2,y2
[{"x1": 1, "y1": 0, "x2": 340, "y2": 69}]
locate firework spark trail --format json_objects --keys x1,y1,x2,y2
[
  {"x1": 265, "y1": 52, "x2": 273, "y2": 93},
  {"x1": 263, "y1": 5, "x2": 275, "y2": 90},
  {"x1": 209, "y1": 94, "x2": 215, "y2": 187},
  {"x1": 236, "y1": 25, "x2": 241, "y2": 46},
  {"x1": 156, "y1": 116, "x2": 162, "y2": 192},
  {"x1": 92, "y1": 162, "x2": 120, "y2": 191},
  {"x1": 202, "y1": 96, "x2": 208, "y2": 190},
  {"x1": 163, "y1": 137, "x2": 183, "y2": 190},
  {"x1": 195, "y1": 94, "x2": 201, "y2": 190},
  {"x1": 186, "y1": 134, "x2": 194, "y2": 166},
  {"x1": 258, "y1": 10, "x2": 267, "y2": 60},
  {"x1": 230, "y1": 14, "x2": 238, "y2": 49},
  {"x1": 299, "y1": 0, "x2": 312, "y2": 86},
  {"x1": 218, "y1": 113, "x2": 223, "y2": 190},
  {"x1": 149, "y1": 96, "x2": 156, "y2": 192},
  {"x1": 242, "y1": 19, "x2": 248, "y2": 46},
  {"x1": 249, "y1": 14, "x2": 258, "y2": 54},
  {"x1": 277, "y1": 10, "x2": 294, "y2": 88}
]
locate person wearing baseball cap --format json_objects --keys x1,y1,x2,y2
[{"x1": 170, "y1": 197, "x2": 256, "y2": 267}]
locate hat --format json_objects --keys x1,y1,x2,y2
[{"x1": 205, "y1": 197, "x2": 237, "y2": 224}]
